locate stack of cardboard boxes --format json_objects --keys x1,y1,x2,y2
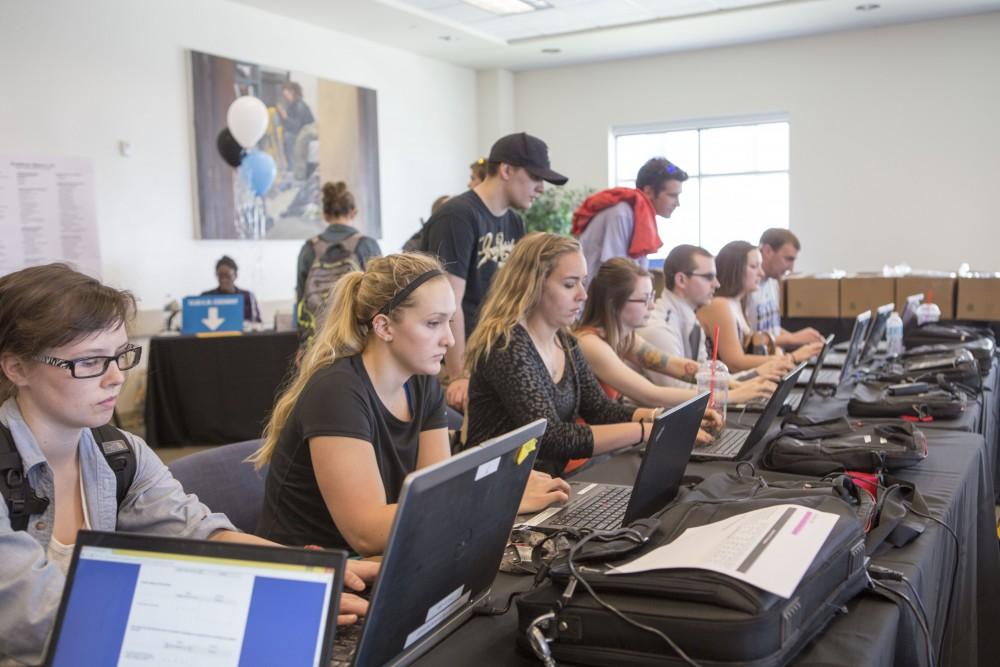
[{"x1": 782, "y1": 272, "x2": 1000, "y2": 321}]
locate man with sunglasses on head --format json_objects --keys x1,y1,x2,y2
[
  {"x1": 637, "y1": 244, "x2": 790, "y2": 388},
  {"x1": 573, "y1": 157, "x2": 687, "y2": 282}
]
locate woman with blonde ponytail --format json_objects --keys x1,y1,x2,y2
[
  {"x1": 252, "y1": 253, "x2": 568, "y2": 556},
  {"x1": 465, "y1": 233, "x2": 661, "y2": 476}
]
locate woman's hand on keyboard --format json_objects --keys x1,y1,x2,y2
[
  {"x1": 338, "y1": 593, "x2": 369, "y2": 626},
  {"x1": 518, "y1": 471, "x2": 571, "y2": 514},
  {"x1": 695, "y1": 428, "x2": 716, "y2": 447}
]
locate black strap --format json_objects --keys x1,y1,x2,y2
[{"x1": 0, "y1": 423, "x2": 135, "y2": 531}]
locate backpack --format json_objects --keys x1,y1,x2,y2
[
  {"x1": 0, "y1": 424, "x2": 136, "y2": 531},
  {"x1": 297, "y1": 233, "x2": 363, "y2": 346}
]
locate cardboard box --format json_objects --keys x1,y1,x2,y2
[
  {"x1": 894, "y1": 274, "x2": 956, "y2": 320},
  {"x1": 783, "y1": 274, "x2": 840, "y2": 318},
  {"x1": 840, "y1": 274, "x2": 895, "y2": 317},
  {"x1": 956, "y1": 275, "x2": 1000, "y2": 321}
]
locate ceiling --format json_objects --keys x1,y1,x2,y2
[{"x1": 229, "y1": 0, "x2": 1000, "y2": 70}]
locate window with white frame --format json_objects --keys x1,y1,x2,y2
[{"x1": 612, "y1": 117, "x2": 789, "y2": 257}]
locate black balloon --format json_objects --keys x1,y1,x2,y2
[{"x1": 216, "y1": 128, "x2": 244, "y2": 168}]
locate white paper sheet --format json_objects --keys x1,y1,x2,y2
[
  {"x1": 0, "y1": 154, "x2": 100, "y2": 278},
  {"x1": 609, "y1": 503, "x2": 839, "y2": 598}
]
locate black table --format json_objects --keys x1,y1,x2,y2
[
  {"x1": 417, "y1": 427, "x2": 1000, "y2": 666},
  {"x1": 144, "y1": 331, "x2": 298, "y2": 446}
]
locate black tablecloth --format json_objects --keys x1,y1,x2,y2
[
  {"x1": 416, "y1": 428, "x2": 1000, "y2": 666},
  {"x1": 143, "y1": 332, "x2": 298, "y2": 446}
]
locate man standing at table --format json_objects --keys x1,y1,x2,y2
[
  {"x1": 747, "y1": 228, "x2": 825, "y2": 349},
  {"x1": 572, "y1": 157, "x2": 688, "y2": 281},
  {"x1": 421, "y1": 132, "x2": 568, "y2": 410}
]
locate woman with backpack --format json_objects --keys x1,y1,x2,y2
[
  {"x1": 0, "y1": 264, "x2": 374, "y2": 665},
  {"x1": 296, "y1": 182, "x2": 382, "y2": 346}
]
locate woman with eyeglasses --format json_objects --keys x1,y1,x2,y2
[
  {"x1": 0, "y1": 264, "x2": 374, "y2": 665},
  {"x1": 250, "y1": 253, "x2": 569, "y2": 557},
  {"x1": 575, "y1": 258, "x2": 776, "y2": 426},
  {"x1": 697, "y1": 241, "x2": 823, "y2": 372}
]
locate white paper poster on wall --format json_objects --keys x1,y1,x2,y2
[{"x1": 0, "y1": 154, "x2": 100, "y2": 278}]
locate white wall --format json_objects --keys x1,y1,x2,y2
[
  {"x1": 513, "y1": 13, "x2": 1000, "y2": 274},
  {"x1": 0, "y1": 0, "x2": 477, "y2": 313}
]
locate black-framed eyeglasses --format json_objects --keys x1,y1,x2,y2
[
  {"x1": 685, "y1": 271, "x2": 717, "y2": 282},
  {"x1": 35, "y1": 344, "x2": 143, "y2": 379}
]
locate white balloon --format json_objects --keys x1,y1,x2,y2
[{"x1": 226, "y1": 96, "x2": 269, "y2": 149}]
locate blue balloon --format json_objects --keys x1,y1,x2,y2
[{"x1": 239, "y1": 150, "x2": 276, "y2": 197}]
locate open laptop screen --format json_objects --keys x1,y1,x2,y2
[
  {"x1": 901, "y1": 293, "x2": 923, "y2": 331},
  {"x1": 859, "y1": 303, "x2": 895, "y2": 364},
  {"x1": 46, "y1": 532, "x2": 345, "y2": 667}
]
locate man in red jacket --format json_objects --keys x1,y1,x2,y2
[{"x1": 573, "y1": 157, "x2": 688, "y2": 280}]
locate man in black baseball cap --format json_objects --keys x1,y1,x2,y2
[
  {"x1": 421, "y1": 132, "x2": 567, "y2": 411},
  {"x1": 487, "y1": 132, "x2": 568, "y2": 186}
]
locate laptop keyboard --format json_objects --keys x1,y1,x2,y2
[
  {"x1": 696, "y1": 428, "x2": 749, "y2": 458},
  {"x1": 547, "y1": 485, "x2": 632, "y2": 530},
  {"x1": 331, "y1": 620, "x2": 363, "y2": 666}
]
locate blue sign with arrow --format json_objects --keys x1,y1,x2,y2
[{"x1": 182, "y1": 295, "x2": 244, "y2": 335}]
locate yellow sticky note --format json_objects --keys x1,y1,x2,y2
[{"x1": 516, "y1": 438, "x2": 537, "y2": 465}]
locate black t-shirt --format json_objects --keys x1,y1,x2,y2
[
  {"x1": 256, "y1": 355, "x2": 447, "y2": 550},
  {"x1": 421, "y1": 190, "x2": 524, "y2": 336}
]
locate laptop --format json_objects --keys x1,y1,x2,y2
[
  {"x1": 692, "y1": 362, "x2": 807, "y2": 461},
  {"x1": 338, "y1": 419, "x2": 545, "y2": 667},
  {"x1": 44, "y1": 531, "x2": 347, "y2": 667},
  {"x1": 857, "y1": 303, "x2": 895, "y2": 365},
  {"x1": 901, "y1": 293, "x2": 924, "y2": 331},
  {"x1": 800, "y1": 311, "x2": 871, "y2": 387},
  {"x1": 520, "y1": 392, "x2": 710, "y2": 533},
  {"x1": 733, "y1": 333, "x2": 834, "y2": 414}
]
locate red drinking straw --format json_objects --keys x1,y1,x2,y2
[{"x1": 709, "y1": 325, "x2": 720, "y2": 408}]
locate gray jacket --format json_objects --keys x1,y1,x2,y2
[{"x1": 0, "y1": 399, "x2": 236, "y2": 665}]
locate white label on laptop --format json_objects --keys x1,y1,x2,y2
[
  {"x1": 863, "y1": 435, "x2": 872, "y2": 444},
  {"x1": 879, "y1": 437, "x2": 888, "y2": 445},
  {"x1": 404, "y1": 586, "x2": 471, "y2": 649},
  {"x1": 475, "y1": 456, "x2": 501, "y2": 481},
  {"x1": 609, "y1": 504, "x2": 838, "y2": 598}
]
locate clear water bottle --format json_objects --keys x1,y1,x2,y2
[{"x1": 886, "y1": 311, "x2": 904, "y2": 357}]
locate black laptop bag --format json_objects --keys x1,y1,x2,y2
[
  {"x1": 903, "y1": 339, "x2": 994, "y2": 376},
  {"x1": 869, "y1": 348, "x2": 983, "y2": 390},
  {"x1": 903, "y1": 322, "x2": 995, "y2": 349},
  {"x1": 760, "y1": 417, "x2": 928, "y2": 475},
  {"x1": 847, "y1": 377, "x2": 969, "y2": 420},
  {"x1": 516, "y1": 485, "x2": 868, "y2": 667}
]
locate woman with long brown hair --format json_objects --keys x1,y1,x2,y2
[
  {"x1": 576, "y1": 257, "x2": 776, "y2": 409},
  {"x1": 697, "y1": 241, "x2": 822, "y2": 372},
  {"x1": 252, "y1": 253, "x2": 568, "y2": 556}
]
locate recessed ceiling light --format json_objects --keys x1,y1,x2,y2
[
  {"x1": 462, "y1": 0, "x2": 552, "y2": 16},
  {"x1": 438, "y1": 35, "x2": 454, "y2": 41},
  {"x1": 541, "y1": 48, "x2": 561, "y2": 54},
  {"x1": 855, "y1": 3, "x2": 881, "y2": 10}
]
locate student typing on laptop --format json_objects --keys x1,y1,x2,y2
[
  {"x1": 0, "y1": 265, "x2": 375, "y2": 666},
  {"x1": 251, "y1": 254, "x2": 570, "y2": 557},
  {"x1": 463, "y1": 234, "x2": 665, "y2": 475},
  {"x1": 697, "y1": 241, "x2": 823, "y2": 372},
  {"x1": 575, "y1": 257, "x2": 777, "y2": 413}
]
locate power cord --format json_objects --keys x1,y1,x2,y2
[
  {"x1": 561, "y1": 530, "x2": 702, "y2": 667},
  {"x1": 868, "y1": 570, "x2": 935, "y2": 667}
]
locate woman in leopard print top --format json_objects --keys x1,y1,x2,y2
[{"x1": 464, "y1": 233, "x2": 659, "y2": 475}]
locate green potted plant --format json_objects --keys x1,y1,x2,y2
[{"x1": 521, "y1": 186, "x2": 595, "y2": 236}]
